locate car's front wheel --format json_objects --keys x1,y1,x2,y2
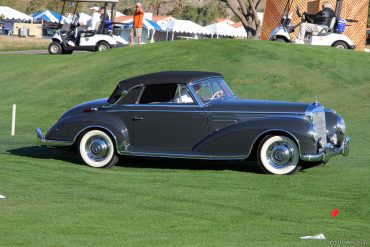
[
  {"x1": 48, "y1": 42, "x2": 62, "y2": 54},
  {"x1": 258, "y1": 135, "x2": 301, "y2": 175},
  {"x1": 78, "y1": 129, "x2": 118, "y2": 168}
]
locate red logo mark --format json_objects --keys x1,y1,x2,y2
[{"x1": 331, "y1": 208, "x2": 339, "y2": 218}]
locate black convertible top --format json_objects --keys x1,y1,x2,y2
[{"x1": 107, "y1": 71, "x2": 223, "y2": 104}]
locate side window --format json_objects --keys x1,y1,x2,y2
[
  {"x1": 174, "y1": 84, "x2": 194, "y2": 104},
  {"x1": 139, "y1": 84, "x2": 178, "y2": 104},
  {"x1": 119, "y1": 86, "x2": 142, "y2": 104}
]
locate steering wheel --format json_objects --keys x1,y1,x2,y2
[
  {"x1": 72, "y1": 13, "x2": 80, "y2": 26},
  {"x1": 211, "y1": 90, "x2": 223, "y2": 100}
]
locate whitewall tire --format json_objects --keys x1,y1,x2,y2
[
  {"x1": 79, "y1": 130, "x2": 118, "y2": 168},
  {"x1": 258, "y1": 135, "x2": 301, "y2": 175}
]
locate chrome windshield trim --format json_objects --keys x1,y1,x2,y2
[{"x1": 188, "y1": 77, "x2": 235, "y2": 107}]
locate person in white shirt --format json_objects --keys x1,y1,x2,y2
[{"x1": 87, "y1": 6, "x2": 101, "y2": 31}]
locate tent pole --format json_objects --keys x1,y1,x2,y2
[{"x1": 171, "y1": 31, "x2": 174, "y2": 41}]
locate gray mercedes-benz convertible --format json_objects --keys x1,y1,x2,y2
[{"x1": 36, "y1": 71, "x2": 349, "y2": 175}]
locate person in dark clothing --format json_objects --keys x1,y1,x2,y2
[
  {"x1": 295, "y1": 1, "x2": 336, "y2": 44},
  {"x1": 97, "y1": 6, "x2": 110, "y2": 33}
]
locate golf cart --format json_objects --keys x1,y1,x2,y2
[
  {"x1": 48, "y1": 0, "x2": 124, "y2": 54},
  {"x1": 269, "y1": 0, "x2": 356, "y2": 49}
]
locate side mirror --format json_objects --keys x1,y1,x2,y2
[{"x1": 296, "y1": 6, "x2": 302, "y2": 18}]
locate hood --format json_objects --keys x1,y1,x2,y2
[
  {"x1": 208, "y1": 98, "x2": 309, "y2": 114},
  {"x1": 59, "y1": 98, "x2": 109, "y2": 120}
]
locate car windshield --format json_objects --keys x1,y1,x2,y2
[{"x1": 191, "y1": 78, "x2": 235, "y2": 103}]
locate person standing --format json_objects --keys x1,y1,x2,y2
[{"x1": 130, "y1": 2, "x2": 144, "y2": 46}]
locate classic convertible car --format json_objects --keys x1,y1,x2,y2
[{"x1": 36, "y1": 71, "x2": 349, "y2": 175}]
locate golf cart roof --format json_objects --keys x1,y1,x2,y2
[{"x1": 66, "y1": 0, "x2": 119, "y2": 3}]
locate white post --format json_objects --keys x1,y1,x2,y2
[{"x1": 11, "y1": 104, "x2": 16, "y2": 136}]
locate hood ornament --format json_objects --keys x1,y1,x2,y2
[{"x1": 313, "y1": 96, "x2": 320, "y2": 106}]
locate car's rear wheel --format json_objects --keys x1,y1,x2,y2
[
  {"x1": 78, "y1": 129, "x2": 118, "y2": 168},
  {"x1": 257, "y1": 135, "x2": 301, "y2": 175},
  {"x1": 96, "y1": 41, "x2": 110, "y2": 52},
  {"x1": 48, "y1": 42, "x2": 62, "y2": 54},
  {"x1": 332, "y1": 41, "x2": 348, "y2": 49}
]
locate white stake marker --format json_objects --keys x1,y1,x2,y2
[{"x1": 11, "y1": 104, "x2": 16, "y2": 136}]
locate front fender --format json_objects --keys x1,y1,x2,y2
[
  {"x1": 195, "y1": 117, "x2": 316, "y2": 157},
  {"x1": 45, "y1": 112, "x2": 130, "y2": 152}
]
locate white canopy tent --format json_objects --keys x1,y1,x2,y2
[
  {"x1": 164, "y1": 20, "x2": 212, "y2": 40},
  {"x1": 0, "y1": 6, "x2": 32, "y2": 21},
  {"x1": 205, "y1": 22, "x2": 247, "y2": 39}
]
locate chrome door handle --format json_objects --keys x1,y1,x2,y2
[{"x1": 133, "y1": 116, "x2": 144, "y2": 121}]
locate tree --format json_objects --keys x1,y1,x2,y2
[
  {"x1": 219, "y1": 0, "x2": 265, "y2": 39},
  {"x1": 0, "y1": 0, "x2": 30, "y2": 13},
  {"x1": 170, "y1": 2, "x2": 228, "y2": 26}
]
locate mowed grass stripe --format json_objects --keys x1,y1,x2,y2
[{"x1": 0, "y1": 39, "x2": 369, "y2": 246}]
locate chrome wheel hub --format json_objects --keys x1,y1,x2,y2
[
  {"x1": 86, "y1": 136, "x2": 110, "y2": 162},
  {"x1": 51, "y1": 45, "x2": 59, "y2": 53},
  {"x1": 98, "y1": 45, "x2": 108, "y2": 51},
  {"x1": 267, "y1": 142, "x2": 293, "y2": 168}
]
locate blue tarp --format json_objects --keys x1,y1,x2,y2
[
  {"x1": 32, "y1": 10, "x2": 70, "y2": 23},
  {"x1": 121, "y1": 18, "x2": 161, "y2": 31}
]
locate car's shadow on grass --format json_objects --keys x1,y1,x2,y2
[
  {"x1": 7, "y1": 146, "x2": 82, "y2": 165},
  {"x1": 116, "y1": 156, "x2": 263, "y2": 174},
  {"x1": 8, "y1": 146, "x2": 264, "y2": 174}
]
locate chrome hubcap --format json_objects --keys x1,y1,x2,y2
[
  {"x1": 85, "y1": 136, "x2": 110, "y2": 162},
  {"x1": 267, "y1": 142, "x2": 293, "y2": 168},
  {"x1": 99, "y1": 45, "x2": 108, "y2": 51},
  {"x1": 51, "y1": 45, "x2": 59, "y2": 53}
]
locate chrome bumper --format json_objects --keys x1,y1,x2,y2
[
  {"x1": 36, "y1": 128, "x2": 73, "y2": 147},
  {"x1": 300, "y1": 137, "x2": 350, "y2": 163}
]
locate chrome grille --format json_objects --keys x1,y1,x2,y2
[{"x1": 313, "y1": 110, "x2": 327, "y2": 145}]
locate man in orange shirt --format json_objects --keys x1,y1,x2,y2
[{"x1": 130, "y1": 2, "x2": 144, "y2": 46}]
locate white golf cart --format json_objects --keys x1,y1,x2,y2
[
  {"x1": 48, "y1": 0, "x2": 124, "y2": 54},
  {"x1": 269, "y1": 0, "x2": 356, "y2": 49}
]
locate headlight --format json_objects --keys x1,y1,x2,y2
[
  {"x1": 336, "y1": 116, "x2": 346, "y2": 134},
  {"x1": 330, "y1": 133, "x2": 339, "y2": 146},
  {"x1": 308, "y1": 124, "x2": 319, "y2": 142}
]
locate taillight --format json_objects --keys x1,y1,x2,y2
[{"x1": 83, "y1": 107, "x2": 98, "y2": 113}]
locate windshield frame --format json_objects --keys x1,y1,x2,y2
[{"x1": 188, "y1": 77, "x2": 235, "y2": 106}]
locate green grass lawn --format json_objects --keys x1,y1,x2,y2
[{"x1": 0, "y1": 40, "x2": 369, "y2": 246}]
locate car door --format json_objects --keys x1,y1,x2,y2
[{"x1": 132, "y1": 83, "x2": 208, "y2": 154}]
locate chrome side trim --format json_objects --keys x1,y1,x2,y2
[
  {"x1": 117, "y1": 150, "x2": 247, "y2": 160},
  {"x1": 36, "y1": 128, "x2": 74, "y2": 147},
  {"x1": 300, "y1": 137, "x2": 350, "y2": 163}
]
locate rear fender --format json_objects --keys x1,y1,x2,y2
[{"x1": 45, "y1": 113, "x2": 130, "y2": 152}]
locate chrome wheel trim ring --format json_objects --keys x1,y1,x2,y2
[
  {"x1": 85, "y1": 136, "x2": 110, "y2": 162},
  {"x1": 260, "y1": 136, "x2": 299, "y2": 175},
  {"x1": 98, "y1": 44, "x2": 108, "y2": 51},
  {"x1": 266, "y1": 142, "x2": 294, "y2": 169},
  {"x1": 79, "y1": 130, "x2": 114, "y2": 168},
  {"x1": 50, "y1": 44, "x2": 59, "y2": 54}
]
